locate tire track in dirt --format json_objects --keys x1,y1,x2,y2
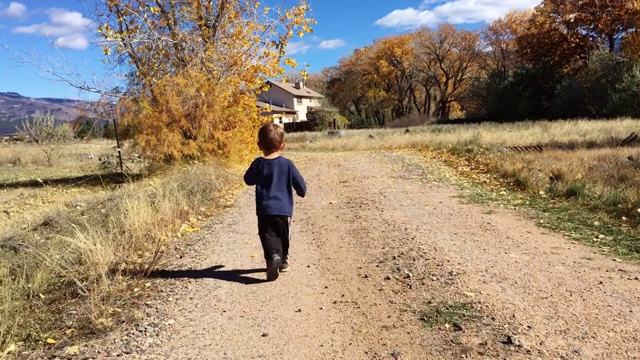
[{"x1": 80, "y1": 151, "x2": 640, "y2": 360}]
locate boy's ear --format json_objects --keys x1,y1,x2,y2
[{"x1": 280, "y1": 141, "x2": 286, "y2": 151}]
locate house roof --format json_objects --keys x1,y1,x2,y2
[
  {"x1": 256, "y1": 101, "x2": 297, "y2": 114},
  {"x1": 267, "y1": 81, "x2": 324, "y2": 98}
]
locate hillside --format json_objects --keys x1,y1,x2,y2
[{"x1": 0, "y1": 92, "x2": 95, "y2": 135}]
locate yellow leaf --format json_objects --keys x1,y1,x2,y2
[
  {"x1": 46, "y1": 338, "x2": 56, "y2": 344},
  {"x1": 39, "y1": 293, "x2": 45, "y2": 299},
  {"x1": 65, "y1": 345, "x2": 80, "y2": 355},
  {"x1": 3, "y1": 343, "x2": 16, "y2": 355},
  {"x1": 185, "y1": 227, "x2": 200, "y2": 233},
  {"x1": 65, "y1": 328, "x2": 76, "y2": 335}
]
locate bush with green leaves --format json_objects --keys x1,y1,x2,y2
[
  {"x1": 553, "y1": 51, "x2": 640, "y2": 119},
  {"x1": 466, "y1": 51, "x2": 640, "y2": 121}
]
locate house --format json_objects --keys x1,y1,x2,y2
[
  {"x1": 256, "y1": 101, "x2": 297, "y2": 126},
  {"x1": 257, "y1": 81, "x2": 324, "y2": 126}
]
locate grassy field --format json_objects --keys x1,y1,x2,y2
[
  {"x1": 287, "y1": 118, "x2": 640, "y2": 151},
  {"x1": 0, "y1": 141, "x2": 125, "y2": 235},
  {"x1": 0, "y1": 140, "x2": 241, "y2": 354},
  {"x1": 287, "y1": 118, "x2": 640, "y2": 258}
]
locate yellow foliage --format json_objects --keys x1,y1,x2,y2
[
  {"x1": 119, "y1": 70, "x2": 265, "y2": 163},
  {"x1": 98, "y1": 0, "x2": 315, "y2": 163}
]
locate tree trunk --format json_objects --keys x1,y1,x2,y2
[
  {"x1": 437, "y1": 98, "x2": 449, "y2": 119},
  {"x1": 608, "y1": 34, "x2": 616, "y2": 53}
]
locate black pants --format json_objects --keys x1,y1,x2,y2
[{"x1": 257, "y1": 215, "x2": 290, "y2": 266}]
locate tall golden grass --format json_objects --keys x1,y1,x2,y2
[
  {"x1": 0, "y1": 143, "x2": 238, "y2": 352},
  {"x1": 287, "y1": 118, "x2": 639, "y2": 151},
  {"x1": 476, "y1": 147, "x2": 640, "y2": 226}
]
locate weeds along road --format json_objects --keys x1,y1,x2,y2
[{"x1": 92, "y1": 151, "x2": 640, "y2": 360}]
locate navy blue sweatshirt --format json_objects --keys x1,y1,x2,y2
[{"x1": 243, "y1": 156, "x2": 307, "y2": 216}]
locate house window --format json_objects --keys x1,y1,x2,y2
[{"x1": 297, "y1": 98, "x2": 303, "y2": 105}]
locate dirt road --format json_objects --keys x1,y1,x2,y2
[{"x1": 91, "y1": 151, "x2": 640, "y2": 359}]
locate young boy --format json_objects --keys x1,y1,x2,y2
[{"x1": 244, "y1": 122, "x2": 307, "y2": 281}]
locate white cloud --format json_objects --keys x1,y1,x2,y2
[
  {"x1": 375, "y1": 0, "x2": 541, "y2": 28},
  {"x1": 318, "y1": 39, "x2": 346, "y2": 50},
  {"x1": 14, "y1": 8, "x2": 92, "y2": 36},
  {"x1": 12, "y1": 8, "x2": 93, "y2": 50},
  {"x1": 54, "y1": 33, "x2": 89, "y2": 50},
  {"x1": 0, "y1": 2, "x2": 27, "y2": 19},
  {"x1": 286, "y1": 41, "x2": 311, "y2": 55}
]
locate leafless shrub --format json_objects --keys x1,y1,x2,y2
[
  {"x1": 386, "y1": 114, "x2": 431, "y2": 129},
  {"x1": 18, "y1": 111, "x2": 74, "y2": 166}
]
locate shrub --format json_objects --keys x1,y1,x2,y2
[
  {"x1": 18, "y1": 111, "x2": 74, "y2": 166},
  {"x1": 386, "y1": 114, "x2": 431, "y2": 129},
  {"x1": 552, "y1": 51, "x2": 640, "y2": 119},
  {"x1": 563, "y1": 180, "x2": 588, "y2": 199},
  {"x1": 0, "y1": 162, "x2": 235, "y2": 350}
]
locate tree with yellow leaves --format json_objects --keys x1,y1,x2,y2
[
  {"x1": 371, "y1": 34, "x2": 420, "y2": 120},
  {"x1": 97, "y1": 0, "x2": 315, "y2": 163}
]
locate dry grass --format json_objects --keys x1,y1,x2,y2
[
  {"x1": 287, "y1": 118, "x2": 639, "y2": 151},
  {"x1": 467, "y1": 148, "x2": 640, "y2": 252},
  {"x1": 287, "y1": 118, "x2": 640, "y2": 256},
  {"x1": 0, "y1": 141, "x2": 240, "y2": 353},
  {"x1": 0, "y1": 140, "x2": 130, "y2": 184},
  {"x1": 0, "y1": 140, "x2": 141, "y2": 239}
]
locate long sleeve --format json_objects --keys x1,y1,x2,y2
[
  {"x1": 291, "y1": 163, "x2": 307, "y2": 198},
  {"x1": 244, "y1": 160, "x2": 258, "y2": 186}
]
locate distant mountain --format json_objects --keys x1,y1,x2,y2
[{"x1": 0, "y1": 92, "x2": 96, "y2": 135}]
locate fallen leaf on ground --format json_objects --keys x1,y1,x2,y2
[
  {"x1": 2, "y1": 344, "x2": 16, "y2": 355},
  {"x1": 65, "y1": 346, "x2": 80, "y2": 355}
]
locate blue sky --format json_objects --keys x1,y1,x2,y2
[{"x1": 0, "y1": 0, "x2": 540, "y2": 99}]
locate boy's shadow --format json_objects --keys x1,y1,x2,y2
[{"x1": 148, "y1": 265, "x2": 266, "y2": 285}]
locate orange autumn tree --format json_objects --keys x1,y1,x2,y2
[
  {"x1": 482, "y1": 10, "x2": 532, "y2": 80},
  {"x1": 621, "y1": 1, "x2": 640, "y2": 59},
  {"x1": 517, "y1": 0, "x2": 640, "y2": 74},
  {"x1": 97, "y1": 0, "x2": 315, "y2": 163}
]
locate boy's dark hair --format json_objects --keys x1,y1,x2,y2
[{"x1": 258, "y1": 122, "x2": 285, "y2": 153}]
